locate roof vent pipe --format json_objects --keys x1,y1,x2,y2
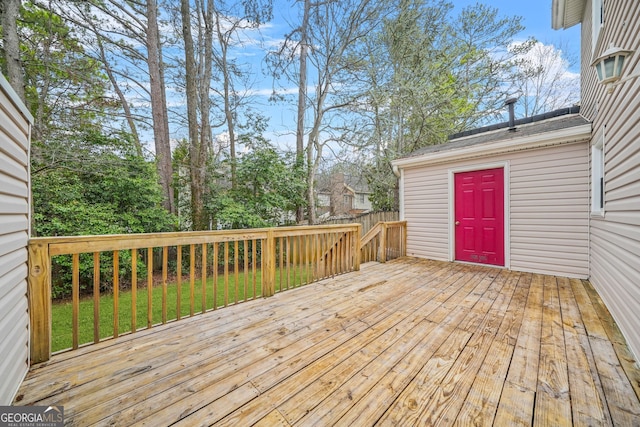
[{"x1": 505, "y1": 97, "x2": 518, "y2": 131}]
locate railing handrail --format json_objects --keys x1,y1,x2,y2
[
  {"x1": 30, "y1": 224, "x2": 361, "y2": 256},
  {"x1": 360, "y1": 223, "x2": 383, "y2": 247}
]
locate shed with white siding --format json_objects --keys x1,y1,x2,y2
[
  {"x1": 393, "y1": 108, "x2": 592, "y2": 279},
  {"x1": 0, "y1": 73, "x2": 32, "y2": 404}
]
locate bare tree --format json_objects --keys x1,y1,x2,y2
[
  {"x1": 211, "y1": 0, "x2": 272, "y2": 189},
  {"x1": 294, "y1": 0, "x2": 310, "y2": 222},
  {"x1": 268, "y1": 0, "x2": 383, "y2": 224},
  {"x1": 509, "y1": 41, "x2": 580, "y2": 116}
]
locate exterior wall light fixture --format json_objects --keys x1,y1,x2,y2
[{"x1": 592, "y1": 43, "x2": 636, "y2": 92}]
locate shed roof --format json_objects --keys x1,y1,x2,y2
[
  {"x1": 401, "y1": 106, "x2": 589, "y2": 159},
  {"x1": 393, "y1": 107, "x2": 592, "y2": 169}
]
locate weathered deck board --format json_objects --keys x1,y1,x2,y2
[{"x1": 14, "y1": 258, "x2": 640, "y2": 426}]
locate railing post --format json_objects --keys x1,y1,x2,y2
[
  {"x1": 379, "y1": 223, "x2": 388, "y2": 263},
  {"x1": 28, "y1": 241, "x2": 51, "y2": 364},
  {"x1": 354, "y1": 225, "x2": 362, "y2": 271},
  {"x1": 264, "y1": 229, "x2": 276, "y2": 297},
  {"x1": 402, "y1": 221, "x2": 408, "y2": 256}
]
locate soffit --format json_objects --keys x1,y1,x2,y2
[{"x1": 552, "y1": 0, "x2": 586, "y2": 30}]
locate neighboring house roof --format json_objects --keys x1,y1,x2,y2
[
  {"x1": 393, "y1": 106, "x2": 591, "y2": 169},
  {"x1": 316, "y1": 173, "x2": 371, "y2": 194},
  {"x1": 552, "y1": 0, "x2": 585, "y2": 30},
  {"x1": 343, "y1": 174, "x2": 370, "y2": 194}
]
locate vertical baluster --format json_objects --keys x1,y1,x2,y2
[
  {"x1": 72, "y1": 253, "x2": 79, "y2": 349},
  {"x1": 311, "y1": 233, "x2": 317, "y2": 282},
  {"x1": 298, "y1": 235, "x2": 303, "y2": 285},
  {"x1": 332, "y1": 233, "x2": 336, "y2": 275},
  {"x1": 252, "y1": 240, "x2": 257, "y2": 298},
  {"x1": 346, "y1": 231, "x2": 351, "y2": 271},
  {"x1": 147, "y1": 247, "x2": 153, "y2": 328},
  {"x1": 201, "y1": 243, "x2": 207, "y2": 313},
  {"x1": 176, "y1": 245, "x2": 182, "y2": 320},
  {"x1": 305, "y1": 234, "x2": 313, "y2": 284},
  {"x1": 131, "y1": 249, "x2": 137, "y2": 332},
  {"x1": 317, "y1": 233, "x2": 323, "y2": 279},
  {"x1": 93, "y1": 252, "x2": 100, "y2": 344},
  {"x1": 113, "y1": 250, "x2": 119, "y2": 338},
  {"x1": 234, "y1": 240, "x2": 239, "y2": 304},
  {"x1": 355, "y1": 225, "x2": 362, "y2": 271},
  {"x1": 285, "y1": 236, "x2": 291, "y2": 290},
  {"x1": 325, "y1": 233, "x2": 331, "y2": 277},
  {"x1": 189, "y1": 244, "x2": 195, "y2": 316},
  {"x1": 213, "y1": 242, "x2": 218, "y2": 310},
  {"x1": 260, "y1": 238, "x2": 266, "y2": 297},
  {"x1": 315, "y1": 233, "x2": 320, "y2": 281},
  {"x1": 328, "y1": 233, "x2": 334, "y2": 277},
  {"x1": 345, "y1": 231, "x2": 350, "y2": 272},
  {"x1": 335, "y1": 233, "x2": 340, "y2": 275},
  {"x1": 278, "y1": 237, "x2": 284, "y2": 292},
  {"x1": 244, "y1": 240, "x2": 249, "y2": 301},
  {"x1": 162, "y1": 246, "x2": 168, "y2": 323},
  {"x1": 224, "y1": 242, "x2": 229, "y2": 307},
  {"x1": 292, "y1": 235, "x2": 298, "y2": 287},
  {"x1": 340, "y1": 233, "x2": 346, "y2": 273}
]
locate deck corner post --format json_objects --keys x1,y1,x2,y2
[
  {"x1": 354, "y1": 225, "x2": 362, "y2": 271},
  {"x1": 379, "y1": 223, "x2": 388, "y2": 263},
  {"x1": 28, "y1": 240, "x2": 51, "y2": 364},
  {"x1": 264, "y1": 229, "x2": 276, "y2": 297}
]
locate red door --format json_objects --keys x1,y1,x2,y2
[{"x1": 454, "y1": 168, "x2": 504, "y2": 266}]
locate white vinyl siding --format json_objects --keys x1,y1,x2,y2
[
  {"x1": 403, "y1": 168, "x2": 449, "y2": 261},
  {"x1": 509, "y1": 143, "x2": 589, "y2": 277},
  {"x1": 0, "y1": 74, "x2": 32, "y2": 404},
  {"x1": 402, "y1": 141, "x2": 589, "y2": 278},
  {"x1": 582, "y1": 0, "x2": 640, "y2": 361}
]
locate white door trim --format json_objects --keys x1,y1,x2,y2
[{"x1": 448, "y1": 161, "x2": 510, "y2": 269}]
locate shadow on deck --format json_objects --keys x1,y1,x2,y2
[{"x1": 14, "y1": 257, "x2": 640, "y2": 426}]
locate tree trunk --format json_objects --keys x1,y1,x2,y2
[
  {"x1": 1, "y1": 0, "x2": 25, "y2": 103},
  {"x1": 180, "y1": 0, "x2": 207, "y2": 230},
  {"x1": 216, "y1": 13, "x2": 237, "y2": 189},
  {"x1": 198, "y1": 0, "x2": 213, "y2": 228},
  {"x1": 295, "y1": 0, "x2": 310, "y2": 223},
  {"x1": 146, "y1": 0, "x2": 175, "y2": 214}
]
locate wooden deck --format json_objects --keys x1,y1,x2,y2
[{"x1": 14, "y1": 258, "x2": 640, "y2": 426}]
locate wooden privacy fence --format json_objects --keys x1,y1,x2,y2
[
  {"x1": 320, "y1": 211, "x2": 399, "y2": 235},
  {"x1": 27, "y1": 221, "x2": 406, "y2": 363}
]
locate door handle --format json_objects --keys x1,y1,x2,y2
[{"x1": 455, "y1": 221, "x2": 460, "y2": 226}]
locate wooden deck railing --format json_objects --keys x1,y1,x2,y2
[
  {"x1": 360, "y1": 221, "x2": 407, "y2": 263},
  {"x1": 27, "y1": 221, "x2": 406, "y2": 364}
]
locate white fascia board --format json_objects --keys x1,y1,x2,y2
[
  {"x1": 0, "y1": 73, "x2": 33, "y2": 124},
  {"x1": 552, "y1": 0, "x2": 586, "y2": 30},
  {"x1": 392, "y1": 123, "x2": 592, "y2": 170},
  {"x1": 552, "y1": 0, "x2": 567, "y2": 30}
]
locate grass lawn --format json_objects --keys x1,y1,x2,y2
[{"x1": 51, "y1": 268, "x2": 311, "y2": 353}]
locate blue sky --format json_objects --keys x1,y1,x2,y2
[
  {"x1": 249, "y1": 0, "x2": 583, "y2": 149},
  {"x1": 450, "y1": 0, "x2": 581, "y2": 59},
  {"x1": 157, "y1": 1, "x2": 583, "y2": 152}
]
